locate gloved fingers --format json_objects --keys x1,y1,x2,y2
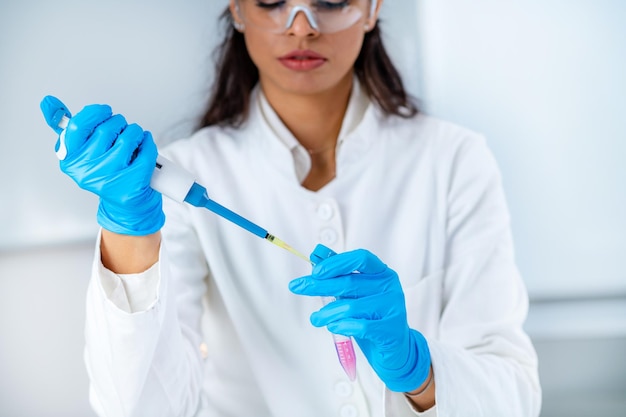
[
  {"x1": 289, "y1": 270, "x2": 394, "y2": 298},
  {"x1": 65, "y1": 151, "x2": 119, "y2": 195},
  {"x1": 64, "y1": 104, "x2": 113, "y2": 158},
  {"x1": 130, "y1": 131, "x2": 158, "y2": 171},
  {"x1": 79, "y1": 114, "x2": 127, "y2": 160},
  {"x1": 328, "y1": 317, "x2": 406, "y2": 347},
  {"x1": 309, "y1": 296, "x2": 384, "y2": 327},
  {"x1": 63, "y1": 129, "x2": 155, "y2": 201},
  {"x1": 325, "y1": 318, "x2": 374, "y2": 339},
  {"x1": 40, "y1": 95, "x2": 72, "y2": 134},
  {"x1": 114, "y1": 132, "x2": 159, "y2": 203},
  {"x1": 304, "y1": 300, "x2": 374, "y2": 339},
  {"x1": 290, "y1": 273, "x2": 356, "y2": 297},
  {"x1": 107, "y1": 123, "x2": 145, "y2": 168},
  {"x1": 108, "y1": 130, "x2": 157, "y2": 203},
  {"x1": 312, "y1": 248, "x2": 388, "y2": 278}
]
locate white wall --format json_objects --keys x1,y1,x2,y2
[{"x1": 1, "y1": 1, "x2": 625, "y2": 416}]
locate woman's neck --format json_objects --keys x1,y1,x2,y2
[
  {"x1": 260, "y1": 73, "x2": 353, "y2": 191},
  {"x1": 260, "y1": 74, "x2": 353, "y2": 152}
]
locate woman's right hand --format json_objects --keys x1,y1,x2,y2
[{"x1": 40, "y1": 96, "x2": 165, "y2": 236}]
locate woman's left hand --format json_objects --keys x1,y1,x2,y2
[{"x1": 289, "y1": 245, "x2": 431, "y2": 392}]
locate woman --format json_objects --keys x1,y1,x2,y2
[{"x1": 41, "y1": 1, "x2": 541, "y2": 416}]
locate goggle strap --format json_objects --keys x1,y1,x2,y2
[{"x1": 370, "y1": 0, "x2": 377, "y2": 18}]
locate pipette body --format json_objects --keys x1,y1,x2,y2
[{"x1": 55, "y1": 114, "x2": 272, "y2": 240}]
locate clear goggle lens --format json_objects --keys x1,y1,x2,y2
[{"x1": 236, "y1": 1, "x2": 375, "y2": 34}]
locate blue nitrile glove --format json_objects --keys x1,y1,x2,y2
[
  {"x1": 40, "y1": 95, "x2": 165, "y2": 235},
  {"x1": 289, "y1": 245, "x2": 431, "y2": 393}
]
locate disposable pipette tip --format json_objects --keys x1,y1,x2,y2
[{"x1": 265, "y1": 234, "x2": 311, "y2": 263}]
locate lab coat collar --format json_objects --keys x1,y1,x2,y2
[{"x1": 253, "y1": 77, "x2": 372, "y2": 184}]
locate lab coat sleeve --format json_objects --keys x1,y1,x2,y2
[
  {"x1": 98, "y1": 255, "x2": 160, "y2": 314},
  {"x1": 385, "y1": 135, "x2": 541, "y2": 416},
  {"x1": 84, "y1": 197, "x2": 209, "y2": 417}
]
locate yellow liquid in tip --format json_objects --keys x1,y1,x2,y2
[{"x1": 265, "y1": 234, "x2": 311, "y2": 264}]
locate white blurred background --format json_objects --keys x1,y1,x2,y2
[{"x1": 1, "y1": 1, "x2": 624, "y2": 416}]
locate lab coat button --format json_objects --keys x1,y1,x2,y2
[
  {"x1": 320, "y1": 228, "x2": 338, "y2": 245},
  {"x1": 334, "y1": 381, "x2": 353, "y2": 397},
  {"x1": 339, "y1": 404, "x2": 358, "y2": 417},
  {"x1": 317, "y1": 203, "x2": 334, "y2": 220}
]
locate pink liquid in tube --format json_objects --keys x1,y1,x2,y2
[
  {"x1": 333, "y1": 338, "x2": 357, "y2": 381},
  {"x1": 322, "y1": 295, "x2": 357, "y2": 381}
]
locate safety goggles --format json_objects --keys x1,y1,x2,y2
[{"x1": 235, "y1": 0, "x2": 377, "y2": 34}]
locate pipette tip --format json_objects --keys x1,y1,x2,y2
[{"x1": 265, "y1": 234, "x2": 312, "y2": 264}]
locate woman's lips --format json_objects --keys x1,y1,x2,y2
[{"x1": 278, "y1": 50, "x2": 327, "y2": 71}]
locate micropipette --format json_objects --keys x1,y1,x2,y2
[
  {"x1": 47, "y1": 102, "x2": 309, "y2": 263},
  {"x1": 47, "y1": 98, "x2": 356, "y2": 381}
]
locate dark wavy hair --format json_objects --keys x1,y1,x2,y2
[{"x1": 198, "y1": 7, "x2": 417, "y2": 129}]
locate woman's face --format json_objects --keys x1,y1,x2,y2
[{"x1": 231, "y1": 0, "x2": 381, "y2": 96}]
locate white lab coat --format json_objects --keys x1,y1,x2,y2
[{"x1": 84, "y1": 83, "x2": 541, "y2": 417}]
